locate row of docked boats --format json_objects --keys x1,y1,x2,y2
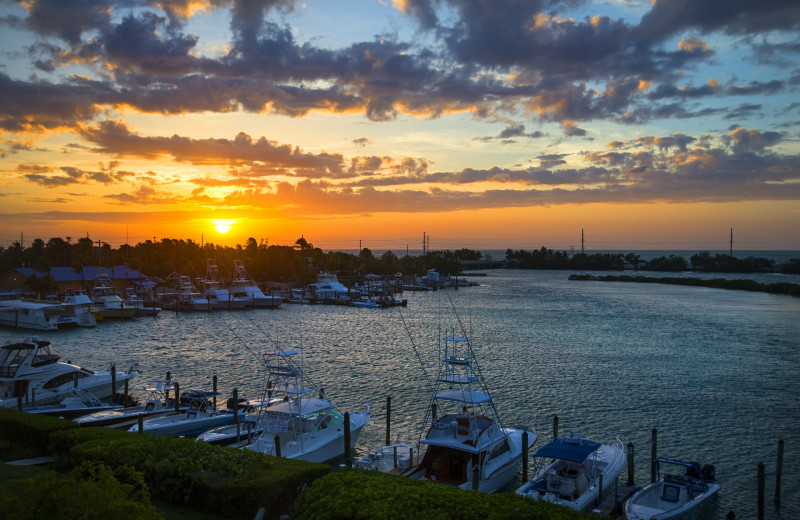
[{"x1": 1, "y1": 315, "x2": 720, "y2": 519}]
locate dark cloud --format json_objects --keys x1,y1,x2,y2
[{"x1": 727, "y1": 80, "x2": 785, "y2": 96}]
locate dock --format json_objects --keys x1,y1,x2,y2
[{"x1": 589, "y1": 480, "x2": 638, "y2": 516}]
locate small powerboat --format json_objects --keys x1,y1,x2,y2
[{"x1": 625, "y1": 458, "x2": 719, "y2": 520}]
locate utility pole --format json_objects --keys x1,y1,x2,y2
[
  {"x1": 359, "y1": 239, "x2": 362, "y2": 253},
  {"x1": 423, "y1": 232, "x2": 426, "y2": 255},
  {"x1": 581, "y1": 229, "x2": 585, "y2": 255},
  {"x1": 730, "y1": 228, "x2": 733, "y2": 257}
]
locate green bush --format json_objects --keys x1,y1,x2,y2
[
  {"x1": 0, "y1": 408, "x2": 78, "y2": 461},
  {"x1": 51, "y1": 427, "x2": 330, "y2": 520},
  {"x1": 291, "y1": 469, "x2": 595, "y2": 520},
  {"x1": 0, "y1": 461, "x2": 162, "y2": 520}
]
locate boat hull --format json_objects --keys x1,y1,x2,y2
[
  {"x1": 128, "y1": 412, "x2": 235, "y2": 437},
  {"x1": 625, "y1": 481, "x2": 720, "y2": 520}
]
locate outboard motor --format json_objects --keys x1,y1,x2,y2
[
  {"x1": 685, "y1": 461, "x2": 701, "y2": 478},
  {"x1": 702, "y1": 464, "x2": 716, "y2": 482}
]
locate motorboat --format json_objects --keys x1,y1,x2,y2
[
  {"x1": 230, "y1": 260, "x2": 282, "y2": 308},
  {"x1": 350, "y1": 298, "x2": 381, "y2": 308},
  {"x1": 195, "y1": 399, "x2": 274, "y2": 446},
  {"x1": 63, "y1": 288, "x2": 104, "y2": 322},
  {"x1": 24, "y1": 388, "x2": 123, "y2": 419},
  {"x1": 0, "y1": 336, "x2": 138, "y2": 407},
  {"x1": 200, "y1": 260, "x2": 247, "y2": 310},
  {"x1": 89, "y1": 274, "x2": 138, "y2": 319},
  {"x1": 305, "y1": 273, "x2": 350, "y2": 303},
  {"x1": 0, "y1": 299, "x2": 89, "y2": 330},
  {"x1": 125, "y1": 293, "x2": 161, "y2": 317},
  {"x1": 354, "y1": 443, "x2": 416, "y2": 474},
  {"x1": 160, "y1": 273, "x2": 211, "y2": 311},
  {"x1": 75, "y1": 379, "x2": 183, "y2": 428},
  {"x1": 516, "y1": 430, "x2": 626, "y2": 512},
  {"x1": 625, "y1": 458, "x2": 719, "y2": 520},
  {"x1": 403, "y1": 331, "x2": 537, "y2": 493},
  {"x1": 245, "y1": 348, "x2": 371, "y2": 463},
  {"x1": 127, "y1": 389, "x2": 234, "y2": 437}
]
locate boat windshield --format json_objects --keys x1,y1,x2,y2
[
  {"x1": 31, "y1": 343, "x2": 61, "y2": 367},
  {"x1": 0, "y1": 345, "x2": 34, "y2": 377}
]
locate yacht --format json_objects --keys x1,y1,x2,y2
[
  {"x1": 63, "y1": 288, "x2": 104, "y2": 322},
  {"x1": 0, "y1": 336, "x2": 138, "y2": 407},
  {"x1": 128, "y1": 389, "x2": 234, "y2": 437},
  {"x1": 306, "y1": 273, "x2": 350, "y2": 303},
  {"x1": 230, "y1": 260, "x2": 282, "y2": 308},
  {"x1": 160, "y1": 273, "x2": 211, "y2": 311},
  {"x1": 0, "y1": 299, "x2": 94, "y2": 330},
  {"x1": 245, "y1": 348, "x2": 371, "y2": 463}
]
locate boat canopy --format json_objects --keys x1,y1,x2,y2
[
  {"x1": 266, "y1": 349, "x2": 299, "y2": 357},
  {"x1": 267, "y1": 397, "x2": 333, "y2": 415},
  {"x1": 443, "y1": 336, "x2": 468, "y2": 342},
  {"x1": 435, "y1": 389, "x2": 491, "y2": 404},
  {"x1": 270, "y1": 384, "x2": 313, "y2": 395},
  {"x1": 534, "y1": 437, "x2": 601, "y2": 463},
  {"x1": 439, "y1": 375, "x2": 477, "y2": 384}
]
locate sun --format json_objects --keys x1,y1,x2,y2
[{"x1": 211, "y1": 219, "x2": 236, "y2": 234}]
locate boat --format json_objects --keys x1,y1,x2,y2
[
  {"x1": 350, "y1": 298, "x2": 382, "y2": 308},
  {"x1": 230, "y1": 260, "x2": 282, "y2": 308},
  {"x1": 74, "y1": 379, "x2": 183, "y2": 428},
  {"x1": 200, "y1": 260, "x2": 247, "y2": 310},
  {"x1": 402, "y1": 331, "x2": 537, "y2": 493},
  {"x1": 160, "y1": 273, "x2": 211, "y2": 311},
  {"x1": 0, "y1": 336, "x2": 139, "y2": 408},
  {"x1": 23, "y1": 388, "x2": 123, "y2": 419},
  {"x1": 89, "y1": 274, "x2": 138, "y2": 319},
  {"x1": 195, "y1": 398, "x2": 274, "y2": 446},
  {"x1": 515, "y1": 430, "x2": 626, "y2": 512},
  {"x1": 305, "y1": 273, "x2": 350, "y2": 303},
  {"x1": 0, "y1": 299, "x2": 66, "y2": 330},
  {"x1": 625, "y1": 458, "x2": 719, "y2": 520},
  {"x1": 354, "y1": 443, "x2": 416, "y2": 474},
  {"x1": 245, "y1": 348, "x2": 371, "y2": 463},
  {"x1": 125, "y1": 292, "x2": 161, "y2": 317},
  {"x1": 63, "y1": 288, "x2": 104, "y2": 322},
  {"x1": 127, "y1": 389, "x2": 234, "y2": 437}
]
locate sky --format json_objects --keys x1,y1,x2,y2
[{"x1": 0, "y1": 0, "x2": 799, "y2": 253}]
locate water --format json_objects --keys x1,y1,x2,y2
[{"x1": 2, "y1": 269, "x2": 798, "y2": 519}]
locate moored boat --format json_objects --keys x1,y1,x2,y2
[
  {"x1": 625, "y1": 458, "x2": 719, "y2": 520},
  {"x1": 128, "y1": 389, "x2": 234, "y2": 437},
  {"x1": 245, "y1": 348, "x2": 371, "y2": 463},
  {"x1": 75, "y1": 379, "x2": 183, "y2": 428},
  {"x1": 230, "y1": 260, "x2": 282, "y2": 308},
  {"x1": 516, "y1": 430, "x2": 626, "y2": 512},
  {"x1": 89, "y1": 274, "x2": 138, "y2": 319},
  {"x1": 24, "y1": 388, "x2": 123, "y2": 419}
]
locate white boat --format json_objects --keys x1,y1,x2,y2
[
  {"x1": 354, "y1": 443, "x2": 416, "y2": 474},
  {"x1": 306, "y1": 273, "x2": 350, "y2": 303},
  {"x1": 0, "y1": 299, "x2": 60, "y2": 330},
  {"x1": 350, "y1": 298, "x2": 382, "y2": 308},
  {"x1": 24, "y1": 388, "x2": 123, "y2": 419},
  {"x1": 63, "y1": 288, "x2": 104, "y2": 322},
  {"x1": 195, "y1": 399, "x2": 274, "y2": 446},
  {"x1": 516, "y1": 430, "x2": 626, "y2": 512},
  {"x1": 230, "y1": 260, "x2": 282, "y2": 308},
  {"x1": 128, "y1": 389, "x2": 234, "y2": 437},
  {"x1": 0, "y1": 336, "x2": 138, "y2": 408},
  {"x1": 200, "y1": 260, "x2": 247, "y2": 310},
  {"x1": 245, "y1": 348, "x2": 371, "y2": 463},
  {"x1": 89, "y1": 274, "x2": 138, "y2": 319},
  {"x1": 75, "y1": 379, "x2": 183, "y2": 428},
  {"x1": 403, "y1": 332, "x2": 537, "y2": 493},
  {"x1": 626, "y1": 458, "x2": 719, "y2": 520},
  {"x1": 161, "y1": 273, "x2": 211, "y2": 311},
  {"x1": 125, "y1": 293, "x2": 161, "y2": 317}
]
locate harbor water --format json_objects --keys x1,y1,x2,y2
[{"x1": 2, "y1": 269, "x2": 798, "y2": 519}]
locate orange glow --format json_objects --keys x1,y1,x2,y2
[{"x1": 211, "y1": 219, "x2": 237, "y2": 234}]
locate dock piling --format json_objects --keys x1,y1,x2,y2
[
  {"x1": 522, "y1": 431, "x2": 529, "y2": 483},
  {"x1": 651, "y1": 428, "x2": 657, "y2": 483},
  {"x1": 344, "y1": 411, "x2": 351, "y2": 467},
  {"x1": 627, "y1": 442, "x2": 635, "y2": 485},
  {"x1": 174, "y1": 383, "x2": 180, "y2": 412},
  {"x1": 553, "y1": 415, "x2": 559, "y2": 439},
  {"x1": 275, "y1": 435, "x2": 281, "y2": 458},
  {"x1": 111, "y1": 365, "x2": 116, "y2": 401},
  {"x1": 138, "y1": 414, "x2": 144, "y2": 435},
  {"x1": 233, "y1": 388, "x2": 240, "y2": 442},
  {"x1": 386, "y1": 396, "x2": 391, "y2": 446},
  {"x1": 775, "y1": 439, "x2": 784, "y2": 504},
  {"x1": 212, "y1": 375, "x2": 217, "y2": 410},
  {"x1": 758, "y1": 462, "x2": 765, "y2": 520}
]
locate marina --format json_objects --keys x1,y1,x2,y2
[{"x1": 0, "y1": 268, "x2": 798, "y2": 519}]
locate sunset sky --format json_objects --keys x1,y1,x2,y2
[{"x1": 1, "y1": 0, "x2": 799, "y2": 253}]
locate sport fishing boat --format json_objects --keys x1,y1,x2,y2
[
  {"x1": 403, "y1": 331, "x2": 537, "y2": 493},
  {"x1": 161, "y1": 273, "x2": 211, "y2": 311},
  {"x1": 0, "y1": 336, "x2": 138, "y2": 408},
  {"x1": 229, "y1": 260, "x2": 282, "y2": 308},
  {"x1": 23, "y1": 388, "x2": 123, "y2": 419},
  {"x1": 516, "y1": 429, "x2": 626, "y2": 512},
  {"x1": 625, "y1": 458, "x2": 719, "y2": 520},
  {"x1": 245, "y1": 348, "x2": 371, "y2": 463},
  {"x1": 128, "y1": 389, "x2": 235, "y2": 437},
  {"x1": 195, "y1": 398, "x2": 274, "y2": 446},
  {"x1": 200, "y1": 260, "x2": 247, "y2": 310},
  {"x1": 75, "y1": 379, "x2": 183, "y2": 428}
]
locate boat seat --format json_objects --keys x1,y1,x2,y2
[{"x1": 661, "y1": 483, "x2": 681, "y2": 503}]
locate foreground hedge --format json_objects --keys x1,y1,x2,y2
[
  {"x1": 0, "y1": 406, "x2": 78, "y2": 460},
  {"x1": 51, "y1": 426, "x2": 330, "y2": 520},
  {"x1": 292, "y1": 469, "x2": 596, "y2": 520}
]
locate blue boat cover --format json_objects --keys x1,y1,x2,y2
[{"x1": 534, "y1": 437, "x2": 601, "y2": 463}]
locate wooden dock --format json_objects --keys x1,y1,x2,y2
[{"x1": 589, "y1": 480, "x2": 638, "y2": 517}]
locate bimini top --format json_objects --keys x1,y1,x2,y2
[
  {"x1": 435, "y1": 389, "x2": 491, "y2": 404},
  {"x1": 534, "y1": 436, "x2": 601, "y2": 463}
]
